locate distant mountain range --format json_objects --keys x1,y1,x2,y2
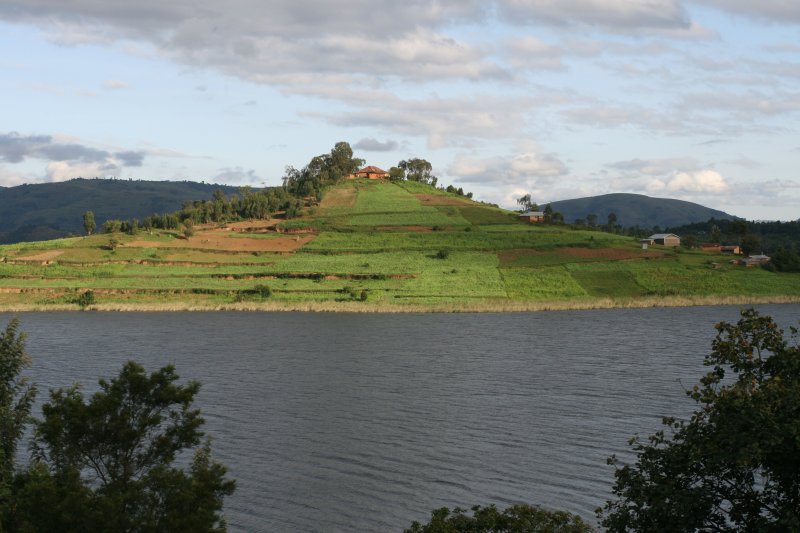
[
  {"x1": 0, "y1": 180, "x2": 739, "y2": 244},
  {"x1": 548, "y1": 193, "x2": 737, "y2": 229},
  {"x1": 0, "y1": 178, "x2": 240, "y2": 244}
]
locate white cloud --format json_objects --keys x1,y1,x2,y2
[
  {"x1": 656, "y1": 169, "x2": 730, "y2": 193},
  {"x1": 102, "y1": 79, "x2": 129, "y2": 90},
  {"x1": 45, "y1": 160, "x2": 120, "y2": 181},
  {"x1": 496, "y1": 0, "x2": 690, "y2": 29},
  {"x1": 695, "y1": 1, "x2": 800, "y2": 23},
  {"x1": 449, "y1": 149, "x2": 568, "y2": 185},
  {"x1": 353, "y1": 138, "x2": 399, "y2": 152},
  {"x1": 213, "y1": 167, "x2": 262, "y2": 184},
  {"x1": 312, "y1": 94, "x2": 535, "y2": 149}
]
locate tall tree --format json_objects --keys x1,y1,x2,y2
[
  {"x1": 0, "y1": 319, "x2": 36, "y2": 522},
  {"x1": 710, "y1": 223, "x2": 722, "y2": 243},
  {"x1": 600, "y1": 309, "x2": 800, "y2": 531},
  {"x1": 82, "y1": 211, "x2": 96, "y2": 236},
  {"x1": 398, "y1": 158, "x2": 437, "y2": 185},
  {"x1": 23, "y1": 361, "x2": 235, "y2": 532},
  {"x1": 516, "y1": 194, "x2": 537, "y2": 212}
]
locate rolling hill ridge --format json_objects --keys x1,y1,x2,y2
[{"x1": 548, "y1": 193, "x2": 737, "y2": 229}]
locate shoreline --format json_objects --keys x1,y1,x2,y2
[{"x1": 2, "y1": 295, "x2": 799, "y2": 313}]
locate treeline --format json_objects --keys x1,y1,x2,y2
[
  {"x1": 668, "y1": 218, "x2": 800, "y2": 271},
  {"x1": 99, "y1": 186, "x2": 301, "y2": 234}
]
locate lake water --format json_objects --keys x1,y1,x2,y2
[{"x1": 3, "y1": 304, "x2": 799, "y2": 532}]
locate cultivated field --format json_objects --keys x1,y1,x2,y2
[{"x1": 1, "y1": 180, "x2": 798, "y2": 311}]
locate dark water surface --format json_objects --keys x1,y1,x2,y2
[{"x1": 3, "y1": 305, "x2": 799, "y2": 532}]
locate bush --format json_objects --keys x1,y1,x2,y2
[
  {"x1": 435, "y1": 249, "x2": 450, "y2": 260},
  {"x1": 75, "y1": 290, "x2": 95, "y2": 308},
  {"x1": 405, "y1": 504, "x2": 592, "y2": 533}
]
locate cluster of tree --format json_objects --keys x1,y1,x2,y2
[
  {"x1": 514, "y1": 195, "x2": 567, "y2": 225},
  {"x1": 444, "y1": 185, "x2": 473, "y2": 199},
  {"x1": 176, "y1": 187, "x2": 300, "y2": 224},
  {"x1": 409, "y1": 309, "x2": 800, "y2": 532},
  {"x1": 573, "y1": 212, "x2": 622, "y2": 233},
  {"x1": 0, "y1": 319, "x2": 234, "y2": 531},
  {"x1": 388, "y1": 159, "x2": 438, "y2": 186},
  {"x1": 283, "y1": 142, "x2": 364, "y2": 197},
  {"x1": 93, "y1": 186, "x2": 302, "y2": 236},
  {"x1": 669, "y1": 217, "x2": 800, "y2": 256}
]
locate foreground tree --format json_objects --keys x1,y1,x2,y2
[
  {"x1": 13, "y1": 361, "x2": 235, "y2": 531},
  {"x1": 0, "y1": 319, "x2": 37, "y2": 522},
  {"x1": 600, "y1": 309, "x2": 800, "y2": 531},
  {"x1": 405, "y1": 504, "x2": 592, "y2": 533}
]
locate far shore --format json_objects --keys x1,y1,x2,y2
[{"x1": 2, "y1": 295, "x2": 799, "y2": 313}]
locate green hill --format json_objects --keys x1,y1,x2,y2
[
  {"x1": 0, "y1": 180, "x2": 797, "y2": 312},
  {"x1": 0, "y1": 178, "x2": 241, "y2": 244},
  {"x1": 549, "y1": 193, "x2": 737, "y2": 229}
]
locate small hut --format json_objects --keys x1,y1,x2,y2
[
  {"x1": 353, "y1": 166, "x2": 389, "y2": 180},
  {"x1": 519, "y1": 211, "x2": 545, "y2": 223},
  {"x1": 648, "y1": 233, "x2": 681, "y2": 246}
]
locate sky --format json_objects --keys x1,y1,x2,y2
[{"x1": 1, "y1": 1, "x2": 799, "y2": 221}]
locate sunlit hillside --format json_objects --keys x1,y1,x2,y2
[{"x1": 1, "y1": 180, "x2": 798, "y2": 311}]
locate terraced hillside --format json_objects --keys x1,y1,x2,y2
[{"x1": 1, "y1": 180, "x2": 798, "y2": 311}]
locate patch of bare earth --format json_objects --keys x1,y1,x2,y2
[
  {"x1": 15, "y1": 250, "x2": 63, "y2": 262},
  {"x1": 320, "y1": 187, "x2": 356, "y2": 208},
  {"x1": 225, "y1": 219, "x2": 279, "y2": 231},
  {"x1": 414, "y1": 194, "x2": 471, "y2": 206},
  {"x1": 127, "y1": 232, "x2": 315, "y2": 252}
]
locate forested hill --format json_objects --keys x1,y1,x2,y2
[
  {"x1": 548, "y1": 193, "x2": 737, "y2": 229},
  {"x1": 0, "y1": 178, "x2": 240, "y2": 244}
]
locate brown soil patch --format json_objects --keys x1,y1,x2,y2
[
  {"x1": 321, "y1": 187, "x2": 356, "y2": 208},
  {"x1": 127, "y1": 233, "x2": 315, "y2": 253},
  {"x1": 15, "y1": 250, "x2": 63, "y2": 262},
  {"x1": 414, "y1": 194, "x2": 471, "y2": 206},
  {"x1": 225, "y1": 219, "x2": 279, "y2": 231}
]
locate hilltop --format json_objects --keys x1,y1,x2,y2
[
  {"x1": 0, "y1": 179, "x2": 797, "y2": 312},
  {"x1": 548, "y1": 193, "x2": 737, "y2": 229},
  {"x1": 0, "y1": 178, "x2": 241, "y2": 244}
]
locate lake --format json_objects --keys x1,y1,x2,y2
[{"x1": 3, "y1": 304, "x2": 798, "y2": 531}]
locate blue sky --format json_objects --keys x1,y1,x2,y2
[{"x1": 1, "y1": 1, "x2": 798, "y2": 220}]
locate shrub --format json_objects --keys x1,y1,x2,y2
[
  {"x1": 435, "y1": 249, "x2": 450, "y2": 260},
  {"x1": 75, "y1": 290, "x2": 95, "y2": 308}
]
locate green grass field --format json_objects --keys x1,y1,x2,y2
[{"x1": 1, "y1": 180, "x2": 797, "y2": 311}]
